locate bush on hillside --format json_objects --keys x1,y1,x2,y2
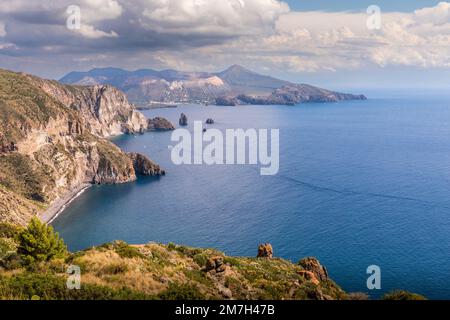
[{"x1": 17, "y1": 218, "x2": 67, "y2": 265}]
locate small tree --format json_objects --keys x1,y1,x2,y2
[{"x1": 18, "y1": 218, "x2": 67, "y2": 265}]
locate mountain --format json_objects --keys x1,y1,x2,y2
[
  {"x1": 60, "y1": 65, "x2": 366, "y2": 106},
  {"x1": 216, "y1": 64, "x2": 290, "y2": 95},
  {"x1": 0, "y1": 69, "x2": 172, "y2": 225}
]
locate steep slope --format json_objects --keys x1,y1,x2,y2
[
  {"x1": 60, "y1": 65, "x2": 366, "y2": 106},
  {"x1": 0, "y1": 69, "x2": 169, "y2": 225},
  {"x1": 0, "y1": 235, "x2": 346, "y2": 300},
  {"x1": 216, "y1": 64, "x2": 290, "y2": 95}
]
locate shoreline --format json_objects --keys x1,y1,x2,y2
[{"x1": 41, "y1": 183, "x2": 92, "y2": 224}]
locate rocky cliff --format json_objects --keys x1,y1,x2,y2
[
  {"x1": 218, "y1": 84, "x2": 367, "y2": 106},
  {"x1": 0, "y1": 69, "x2": 173, "y2": 225}
]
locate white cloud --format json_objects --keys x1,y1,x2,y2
[
  {"x1": 77, "y1": 25, "x2": 118, "y2": 39},
  {"x1": 138, "y1": 0, "x2": 289, "y2": 36},
  {"x1": 0, "y1": 22, "x2": 6, "y2": 37},
  {"x1": 2, "y1": 1, "x2": 450, "y2": 75},
  {"x1": 81, "y1": 0, "x2": 123, "y2": 22},
  {"x1": 414, "y1": 1, "x2": 450, "y2": 25}
]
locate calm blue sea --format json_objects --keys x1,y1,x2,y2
[{"x1": 53, "y1": 90, "x2": 450, "y2": 299}]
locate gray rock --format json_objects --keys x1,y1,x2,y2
[{"x1": 179, "y1": 113, "x2": 188, "y2": 126}]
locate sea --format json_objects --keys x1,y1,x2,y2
[{"x1": 52, "y1": 89, "x2": 450, "y2": 299}]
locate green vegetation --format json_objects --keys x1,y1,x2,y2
[
  {"x1": 383, "y1": 290, "x2": 427, "y2": 301},
  {"x1": 0, "y1": 272, "x2": 155, "y2": 300},
  {"x1": 0, "y1": 219, "x2": 427, "y2": 301},
  {"x1": 158, "y1": 283, "x2": 205, "y2": 300},
  {"x1": 17, "y1": 218, "x2": 67, "y2": 265},
  {"x1": 110, "y1": 241, "x2": 146, "y2": 259}
]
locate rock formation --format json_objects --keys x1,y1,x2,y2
[
  {"x1": 298, "y1": 257, "x2": 329, "y2": 282},
  {"x1": 215, "y1": 97, "x2": 238, "y2": 106},
  {"x1": 179, "y1": 113, "x2": 188, "y2": 126},
  {"x1": 147, "y1": 117, "x2": 175, "y2": 131},
  {"x1": 205, "y1": 256, "x2": 227, "y2": 273},
  {"x1": 257, "y1": 243, "x2": 273, "y2": 259},
  {"x1": 128, "y1": 153, "x2": 166, "y2": 176},
  {"x1": 206, "y1": 118, "x2": 214, "y2": 124},
  {"x1": 0, "y1": 69, "x2": 168, "y2": 225}
]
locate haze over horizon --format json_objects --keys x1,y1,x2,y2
[{"x1": 1, "y1": 0, "x2": 450, "y2": 89}]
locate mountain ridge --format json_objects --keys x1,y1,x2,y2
[{"x1": 60, "y1": 65, "x2": 366, "y2": 106}]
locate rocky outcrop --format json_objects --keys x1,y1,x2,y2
[
  {"x1": 257, "y1": 243, "x2": 273, "y2": 259},
  {"x1": 179, "y1": 113, "x2": 188, "y2": 126},
  {"x1": 215, "y1": 97, "x2": 238, "y2": 106},
  {"x1": 205, "y1": 256, "x2": 227, "y2": 273},
  {"x1": 128, "y1": 153, "x2": 166, "y2": 176},
  {"x1": 0, "y1": 69, "x2": 166, "y2": 225},
  {"x1": 298, "y1": 257, "x2": 329, "y2": 282},
  {"x1": 147, "y1": 117, "x2": 175, "y2": 131},
  {"x1": 222, "y1": 84, "x2": 367, "y2": 106},
  {"x1": 29, "y1": 76, "x2": 148, "y2": 137}
]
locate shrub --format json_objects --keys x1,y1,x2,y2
[
  {"x1": 158, "y1": 283, "x2": 205, "y2": 300},
  {"x1": 0, "y1": 238, "x2": 16, "y2": 258},
  {"x1": 0, "y1": 252, "x2": 23, "y2": 270},
  {"x1": 100, "y1": 262, "x2": 129, "y2": 275},
  {"x1": 382, "y1": 290, "x2": 427, "y2": 300},
  {"x1": 193, "y1": 253, "x2": 209, "y2": 268},
  {"x1": 0, "y1": 273, "x2": 156, "y2": 300},
  {"x1": 0, "y1": 223, "x2": 22, "y2": 239},
  {"x1": 347, "y1": 292, "x2": 370, "y2": 300},
  {"x1": 17, "y1": 218, "x2": 67, "y2": 265},
  {"x1": 113, "y1": 241, "x2": 145, "y2": 259}
]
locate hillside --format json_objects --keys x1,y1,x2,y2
[
  {"x1": 0, "y1": 221, "x2": 346, "y2": 300},
  {"x1": 0, "y1": 69, "x2": 171, "y2": 226},
  {"x1": 60, "y1": 65, "x2": 366, "y2": 106},
  {"x1": 0, "y1": 220, "x2": 427, "y2": 301}
]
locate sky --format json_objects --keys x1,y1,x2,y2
[{"x1": 1, "y1": 0, "x2": 450, "y2": 89}]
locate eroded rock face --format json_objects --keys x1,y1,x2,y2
[
  {"x1": 257, "y1": 243, "x2": 273, "y2": 259},
  {"x1": 205, "y1": 256, "x2": 227, "y2": 273},
  {"x1": 298, "y1": 257, "x2": 329, "y2": 282},
  {"x1": 147, "y1": 117, "x2": 175, "y2": 131},
  {"x1": 0, "y1": 69, "x2": 166, "y2": 225},
  {"x1": 179, "y1": 113, "x2": 188, "y2": 126},
  {"x1": 128, "y1": 153, "x2": 166, "y2": 176},
  {"x1": 30, "y1": 77, "x2": 148, "y2": 137}
]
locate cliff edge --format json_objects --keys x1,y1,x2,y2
[{"x1": 0, "y1": 69, "x2": 173, "y2": 225}]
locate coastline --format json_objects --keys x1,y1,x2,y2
[{"x1": 41, "y1": 183, "x2": 92, "y2": 224}]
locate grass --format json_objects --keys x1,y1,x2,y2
[{"x1": 1, "y1": 234, "x2": 419, "y2": 301}]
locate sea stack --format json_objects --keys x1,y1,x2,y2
[
  {"x1": 179, "y1": 113, "x2": 188, "y2": 126},
  {"x1": 257, "y1": 243, "x2": 273, "y2": 259}
]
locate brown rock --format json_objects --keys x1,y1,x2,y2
[
  {"x1": 298, "y1": 257, "x2": 328, "y2": 282},
  {"x1": 128, "y1": 153, "x2": 166, "y2": 176},
  {"x1": 257, "y1": 243, "x2": 273, "y2": 259},
  {"x1": 205, "y1": 256, "x2": 225, "y2": 272},
  {"x1": 147, "y1": 117, "x2": 175, "y2": 131},
  {"x1": 298, "y1": 270, "x2": 320, "y2": 286}
]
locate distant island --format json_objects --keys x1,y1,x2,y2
[{"x1": 60, "y1": 65, "x2": 366, "y2": 107}]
